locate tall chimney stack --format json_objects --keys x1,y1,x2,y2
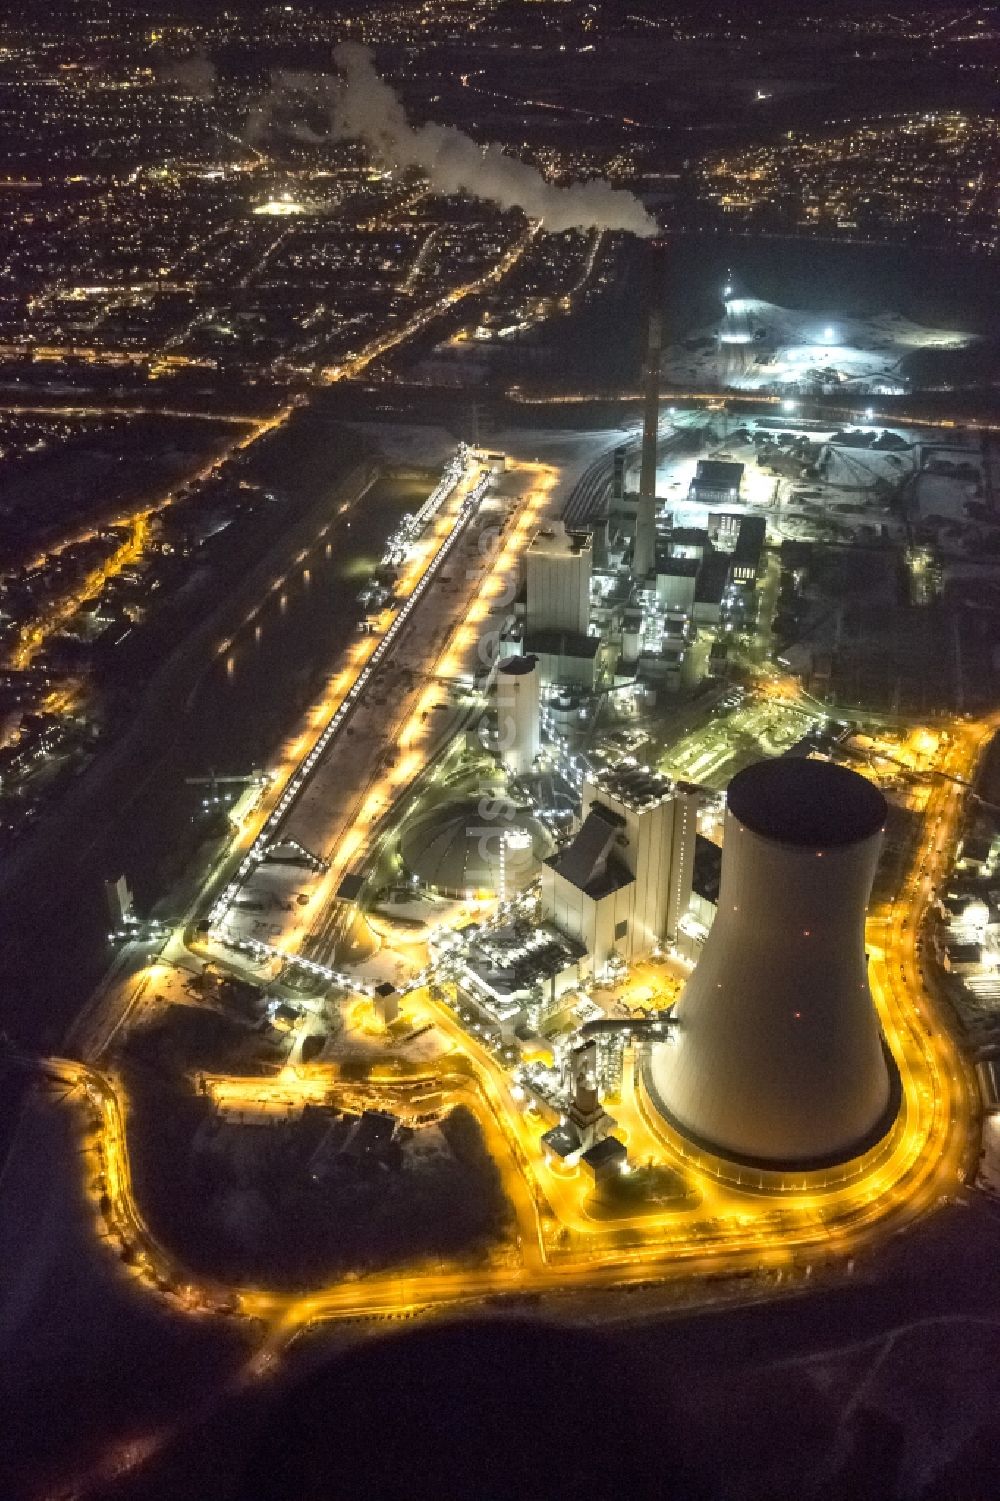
[{"x1": 635, "y1": 240, "x2": 667, "y2": 579}]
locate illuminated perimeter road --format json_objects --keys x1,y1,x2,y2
[{"x1": 41, "y1": 480, "x2": 983, "y2": 1349}]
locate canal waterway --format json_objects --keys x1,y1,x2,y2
[{"x1": 0, "y1": 471, "x2": 427, "y2": 1051}]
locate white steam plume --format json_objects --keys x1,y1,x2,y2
[
  {"x1": 332, "y1": 44, "x2": 657, "y2": 237},
  {"x1": 242, "y1": 47, "x2": 657, "y2": 238}
]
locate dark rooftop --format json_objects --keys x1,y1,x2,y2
[
  {"x1": 726, "y1": 758, "x2": 886, "y2": 848},
  {"x1": 656, "y1": 556, "x2": 699, "y2": 578},
  {"x1": 524, "y1": 629, "x2": 599, "y2": 661},
  {"x1": 498, "y1": 654, "x2": 539, "y2": 677},
  {"x1": 695, "y1": 552, "x2": 729, "y2": 604},
  {"x1": 553, "y1": 806, "x2": 621, "y2": 890},
  {"x1": 582, "y1": 1136, "x2": 627, "y2": 1171},
  {"x1": 946, "y1": 941, "x2": 982, "y2": 965},
  {"x1": 733, "y1": 515, "x2": 766, "y2": 563},
  {"x1": 546, "y1": 846, "x2": 633, "y2": 902},
  {"x1": 542, "y1": 1122, "x2": 582, "y2": 1159},
  {"x1": 692, "y1": 460, "x2": 744, "y2": 489}
]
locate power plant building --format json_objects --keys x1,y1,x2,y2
[
  {"x1": 689, "y1": 460, "x2": 744, "y2": 507},
  {"x1": 647, "y1": 758, "x2": 895, "y2": 1169},
  {"x1": 521, "y1": 629, "x2": 599, "y2": 691},
  {"x1": 496, "y1": 654, "x2": 540, "y2": 776},
  {"x1": 656, "y1": 556, "x2": 699, "y2": 611},
  {"x1": 693, "y1": 553, "x2": 730, "y2": 626},
  {"x1": 542, "y1": 767, "x2": 697, "y2": 973},
  {"x1": 526, "y1": 522, "x2": 592, "y2": 638},
  {"x1": 729, "y1": 515, "x2": 766, "y2": 586},
  {"x1": 105, "y1": 873, "x2": 134, "y2": 930}
]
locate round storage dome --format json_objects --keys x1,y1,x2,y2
[{"x1": 399, "y1": 796, "x2": 553, "y2": 898}]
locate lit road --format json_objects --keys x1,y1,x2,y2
[
  {"x1": 202, "y1": 447, "x2": 510, "y2": 952},
  {"x1": 0, "y1": 402, "x2": 263, "y2": 424},
  {"x1": 508, "y1": 388, "x2": 1000, "y2": 436},
  {"x1": 65, "y1": 456, "x2": 483, "y2": 1061},
  {"x1": 4, "y1": 405, "x2": 294, "y2": 672},
  {"x1": 297, "y1": 461, "x2": 558, "y2": 972}
]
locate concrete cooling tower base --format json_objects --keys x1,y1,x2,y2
[{"x1": 641, "y1": 1043, "x2": 901, "y2": 1174}]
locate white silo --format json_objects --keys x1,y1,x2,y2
[
  {"x1": 648, "y1": 757, "x2": 894, "y2": 1168},
  {"x1": 497, "y1": 654, "x2": 540, "y2": 776}
]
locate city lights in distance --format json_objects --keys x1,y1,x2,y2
[{"x1": 253, "y1": 195, "x2": 306, "y2": 217}]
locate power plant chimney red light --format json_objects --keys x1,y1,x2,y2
[{"x1": 648, "y1": 758, "x2": 898, "y2": 1170}]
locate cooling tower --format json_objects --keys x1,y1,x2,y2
[{"x1": 648, "y1": 758, "x2": 895, "y2": 1169}]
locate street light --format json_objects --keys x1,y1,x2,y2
[{"x1": 781, "y1": 399, "x2": 797, "y2": 414}]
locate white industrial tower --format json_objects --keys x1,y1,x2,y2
[
  {"x1": 496, "y1": 654, "x2": 541, "y2": 776},
  {"x1": 649, "y1": 758, "x2": 894, "y2": 1168},
  {"x1": 526, "y1": 522, "x2": 592, "y2": 638}
]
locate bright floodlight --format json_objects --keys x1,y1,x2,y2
[
  {"x1": 823, "y1": 325, "x2": 835, "y2": 342},
  {"x1": 253, "y1": 196, "x2": 305, "y2": 217},
  {"x1": 781, "y1": 398, "x2": 796, "y2": 413},
  {"x1": 724, "y1": 284, "x2": 733, "y2": 298},
  {"x1": 864, "y1": 406, "x2": 875, "y2": 422}
]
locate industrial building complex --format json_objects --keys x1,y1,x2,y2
[
  {"x1": 5, "y1": 11, "x2": 1000, "y2": 1494},
  {"x1": 15, "y1": 233, "x2": 987, "y2": 1422},
  {"x1": 76, "y1": 249, "x2": 978, "y2": 1267}
]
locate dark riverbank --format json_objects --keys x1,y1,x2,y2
[{"x1": 0, "y1": 412, "x2": 433, "y2": 1052}]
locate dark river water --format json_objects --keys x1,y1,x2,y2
[
  {"x1": 112, "y1": 478, "x2": 417, "y2": 901},
  {"x1": 1, "y1": 476, "x2": 416, "y2": 1049}
]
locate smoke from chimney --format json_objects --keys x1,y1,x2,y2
[
  {"x1": 241, "y1": 46, "x2": 657, "y2": 237},
  {"x1": 331, "y1": 45, "x2": 657, "y2": 237}
]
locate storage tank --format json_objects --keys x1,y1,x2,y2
[{"x1": 648, "y1": 758, "x2": 894, "y2": 1168}]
